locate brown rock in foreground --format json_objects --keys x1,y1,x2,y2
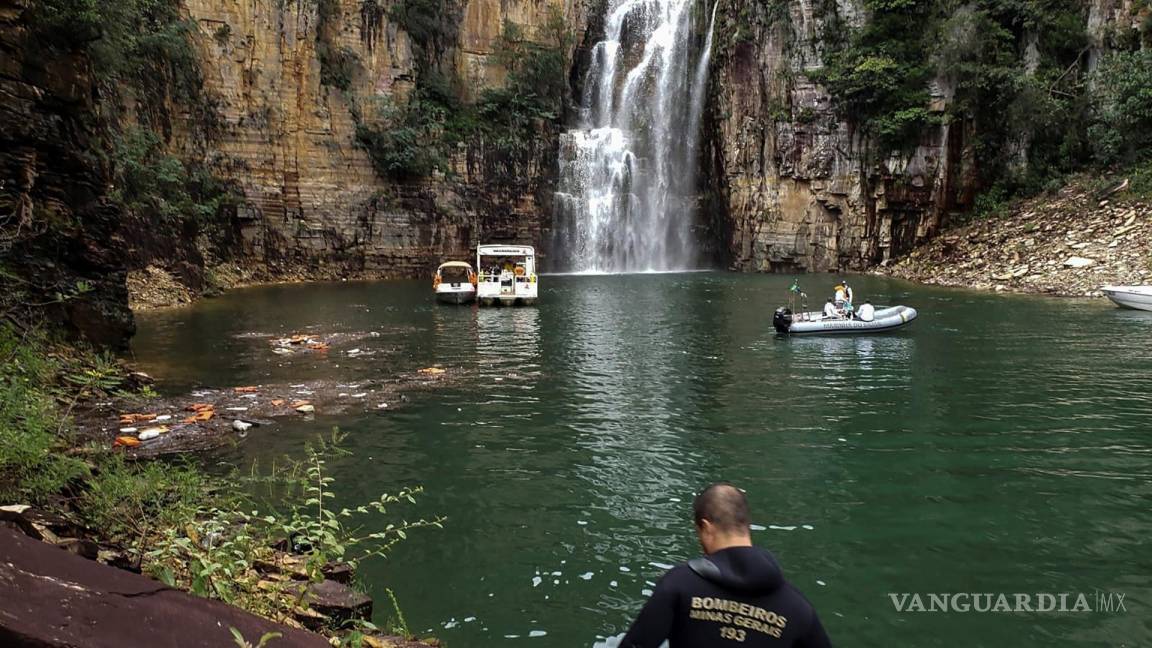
[{"x1": 0, "y1": 527, "x2": 328, "y2": 648}]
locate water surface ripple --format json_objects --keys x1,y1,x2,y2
[{"x1": 131, "y1": 273, "x2": 1152, "y2": 647}]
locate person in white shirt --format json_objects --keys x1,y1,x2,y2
[
  {"x1": 823, "y1": 299, "x2": 838, "y2": 319},
  {"x1": 858, "y1": 301, "x2": 875, "y2": 322}
]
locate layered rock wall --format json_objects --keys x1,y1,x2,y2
[
  {"x1": 707, "y1": 0, "x2": 972, "y2": 273},
  {"x1": 180, "y1": 0, "x2": 588, "y2": 278}
]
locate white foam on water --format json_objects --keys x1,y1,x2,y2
[
  {"x1": 648, "y1": 561, "x2": 674, "y2": 570},
  {"x1": 610, "y1": 580, "x2": 619, "y2": 587},
  {"x1": 619, "y1": 566, "x2": 631, "y2": 573},
  {"x1": 551, "y1": 571, "x2": 562, "y2": 576},
  {"x1": 532, "y1": 576, "x2": 542, "y2": 587},
  {"x1": 802, "y1": 524, "x2": 814, "y2": 530},
  {"x1": 529, "y1": 630, "x2": 547, "y2": 638},
  {"x1": 669, "y1": 497, "x2": 681, "y2": 502},
  {"x1": 769, "y1": 525, "x2": 797, "y2": 531},
  {"x1": 465, "y1": 617, "x2": 477, "y2": 622},
  {"x1": 749, "y1": 524, "x2": 767, "y2": 531},
  {"x1": 642, "y1": 588, "x2": 653, "y2": 596},
  {"x1": 577, "y1": 520, "x2": 588, "y2": 526},
  {"x1": 817, "y1": 580, "x2": 826, "y2": 586},
  {"x1": 579, "y1": 572, "x2": 594, "y2": 580},
  {"x1": 553, "y1": 0, "x2": 721, "y2": 273}
]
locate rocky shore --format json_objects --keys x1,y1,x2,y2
[{"x1": 874, "y1": 181, "x2": 1151, "y2": 296}]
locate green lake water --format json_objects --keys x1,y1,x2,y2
[{"x1": 131, "y1": 273, "x2": 1152, "y2": 647}]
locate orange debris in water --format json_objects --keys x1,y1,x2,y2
[
  {"x1": 233, "y1": 386, "x2": 259, "y2": 393},
  {"x1": 290, "y1": 400, "x2": 311, "y2": 408},
  {"x1": 184, "y1": 403, "x2": 214, "y2": 412},
  {"x1": 118, "y1": 413, "x2": 157, "y2": 424},
  {"x1": 418, "y1": 367, "x2": 446, "y2": 375},
  {"x1": 307, "y1": 343, "x2": 330, "y2": 351},
  {"x1": 114, "y1": 436, "x2": 141, "y2": 448},
  {"x1": 271, "y1": 399, "x2": 286, "y2": 407}
]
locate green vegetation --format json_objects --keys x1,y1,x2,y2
[
  {"x1": 388, "y1": 0, "x2": 462, "y2": 65},
  {"x1": 112, "y1": 128, "x2": 238, "y2": 226},
  {"x1": 0, "y1": 321, "x2": 441, "y2": 638},
  {"x1": 356, "y1": 9, "x2": 573, "y2": 182},
  {"x1": 797, "y1": 0, "x2": 1152, "y2": 209},
  {"x1": 30, "y1": 0, "x2": 208, "y2": 126}
]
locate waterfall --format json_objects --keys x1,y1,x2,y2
[{"x1": 553, "y1": 0, "x2": 719, "y2": 273}]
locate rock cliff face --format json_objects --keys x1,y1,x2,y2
[
  {"x1": 704, "y1": 0, "x2": 1143, "y2": 273},
  {"x1": 706, "y1": 0, "x2": 970, "y2": 273},
  {"x1": 0, "y1": 0, "x2": 134, "y2": 346},
  {"x1": 180, "y1": 0, "x2": 588, "y2": 278}
]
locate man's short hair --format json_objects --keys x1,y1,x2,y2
[{"x1": 693, "y1": 483, "x2": 750, "y2": 533}]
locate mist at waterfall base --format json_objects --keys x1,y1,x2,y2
[{"x1": 553, "y1": 0, "x2": 719, "y2": 274}]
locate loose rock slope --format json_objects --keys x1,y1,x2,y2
[{"x1": 875, "y1": 183, "x2": 1152, "y2": 296}]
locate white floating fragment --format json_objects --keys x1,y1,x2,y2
[
  {"x1": 352, "y1": 393, "x2": 367, "y2": 398},
  {"x1": 529, "y1": 630, "x2": 547, "y2": 638},
  {"x1": 619, "y1": 566, "x2": 631, "y2": 573},
  {"x1": 154, "y1": 415, "x2": 172, "y2": 422},
  {"x1": 531, "y1": 576, "x2": 542, "y2": 587},
  {"x1": 579, "y1": 572, "x2": 594, "y2": 580},
  {"x1": 119, "y1": 427, "x2": 138, "y2": 434},
  {"x1": 577, "y1": 520, "x2": 588, "y2": 526},
  {"x1": 226, "y1": 407, "x2": 248, "y2": 411},
  {"x1": 802, "y1": 524, "x2": 814, "y2": 530},
  {"x1": 648, "y1": 562, "x2": 674, "y2": 570},
  {"x1": 642, "y1": 589, "x2": 653, "y2": 596},
  {"x1": 749, "y1": 524, "x2": 767, "y2": 531},
  {"x1": 817, "y1": 580, "x2": 826, "y2": 586},
  {"x1": 768, "y1": 525, "x2": 797, "y2": 531},
  {"x1": 232, "y1": 420, "x2": 253, "y2": 432}
]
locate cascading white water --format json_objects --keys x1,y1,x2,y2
[{"x1": 553, "y1": 0, "x2": 719, "y2": 273}]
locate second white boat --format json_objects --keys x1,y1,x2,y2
[{"x1": 1101, "y1": 285, "x2": 1152, "y2": 311}]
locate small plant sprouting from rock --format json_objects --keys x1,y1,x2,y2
[
  {"x1": 144, "y1": 433, "x2": 444, "y2": 623},
  {"x1": 229, "y1": 628, "x2": 281, "y2": 648}
]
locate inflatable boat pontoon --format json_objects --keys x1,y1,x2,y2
[{"x1": 773, "y1": 305, "x2": 918, "y2": 335}]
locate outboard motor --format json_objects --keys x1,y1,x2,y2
[{"x1": 773, "y1": 307, "x2": 793, "y2": 334}]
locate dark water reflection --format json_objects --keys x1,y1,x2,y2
[{"x1": 131, "y1": 273, "x2": 1152, "y2": 647}]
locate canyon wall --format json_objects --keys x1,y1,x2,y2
[
  {"x1": 706, "y1": 0, "x2": 1146, "y2": 273},
  {"x1": 179, "y1": 0, "x2": 589, "y2": 278}
]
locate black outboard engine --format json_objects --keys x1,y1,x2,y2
[{"x1": 773, "y1": 307, "x2": 793, "y2": 334}]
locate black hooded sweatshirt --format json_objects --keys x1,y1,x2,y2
[{"x1": 618, "y1": 546, "x2": 831, "y2": 648}]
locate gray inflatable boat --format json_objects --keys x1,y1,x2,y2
[{"x1": 773, "y1": 305, "x2": 917, "y2": 335}]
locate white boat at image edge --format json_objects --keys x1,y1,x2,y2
[
  {"x1": 476, "y1": 244, "x2": 538, "y2": 306},
  {"x1": 1101, "y1": 285, "x2": 1152, "y2": 311},
  {"x1": 773, "y1": 305, "x2": 918, "y2": 335},
  {"x1": 433, "y1": 261, "x2": 477, "y2": 305}
]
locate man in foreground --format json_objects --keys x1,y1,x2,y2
[{"x1": 618, "y1": 483, "x2": 831, "y2": 647}]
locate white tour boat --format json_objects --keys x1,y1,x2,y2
[
  {"x1": 1101, "y1": 285, "x2": 1152, "y2": 312},
  {"x1": 475, "y1": 245, "x2": 538, "y2": 306},
  {"x1": 433, "y1": 261, "x2": 477, "y2": 305}
]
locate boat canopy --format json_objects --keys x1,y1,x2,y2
[
  {"x1": 436, "y1": 261, "x2": 474, "y2": 272},
  {"x1": 477, "y1": 245, "x2": 534, "y2": 257}
]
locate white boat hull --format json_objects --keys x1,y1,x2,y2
[
  {"x1": 1102, "y1": 286, "x2": 1152, "y2": 312},
  {"x1": 435, "y1": 286, "x2": 476, "y2": 305},
  {"x1": 774, "y1": 305, "x2": 917, "y2": 335}
]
